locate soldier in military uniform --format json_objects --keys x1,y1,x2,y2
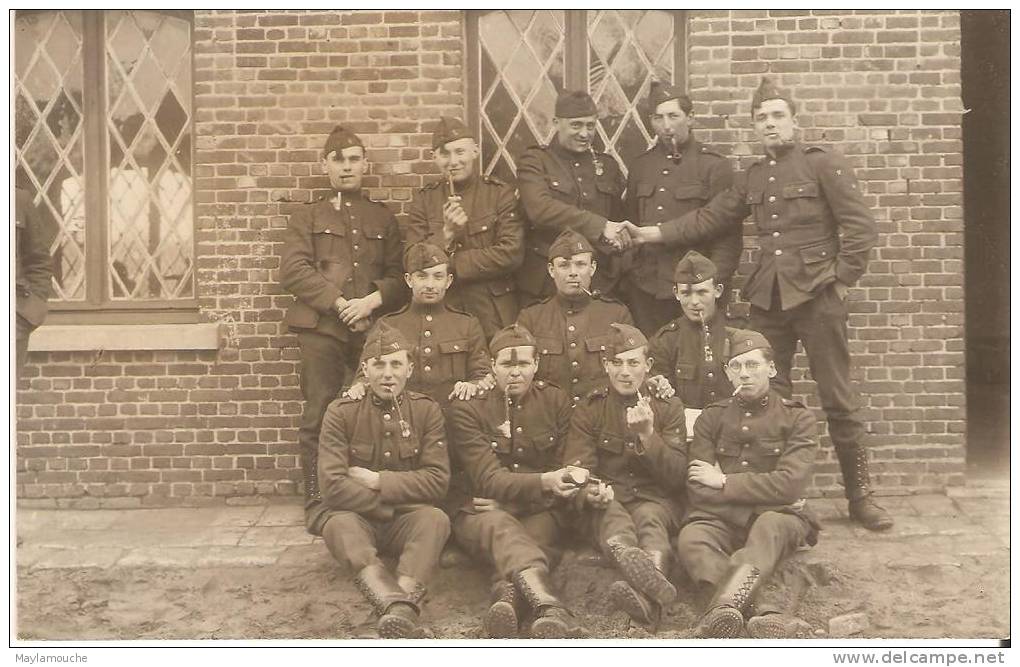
[
  {"x1": 516, "y1": 90, "x2": 631, "y2": 304},
  {"x1": 623, "y1": 82, "x2": 738, "y2": 335},
  {"x1": 648, "y1": 251, "x2": 736, "y2": 412},
  {"x1": 516, "y1": 230, "x2": 635, "y2": 405},
  {"x1": 317, "y1": 322, "x2": 451, "y2": 638},
  {"x1": 405, "y1": 116, "x2": 524, "y2": 340},
  {"x1": 15, "y1": 187, "x2": 55, "y2": 375},
  {"x1": 677, "y1": 329, "x2": 820, "y2": 638},
  {"x1": 280, "y1": 125, "x2": 406, "y2": 536},
  {"x1": 344, "y1": 242, "x2": 491, "y2": 409},
  {"x1": 563, "y1": 323, "x2": 688, "y2": 628},
  {"x1": 625, "y1": 78, "x2": 892, "y2": 531},
  {"x1": 447, "y1": 324, "x2": 587, "y2": 638}
]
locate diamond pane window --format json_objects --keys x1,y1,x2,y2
[
  {"x1": 14, "y1": 10, "x2": 87, "y2": 301},
  {"x1": 13, "y1": 10, "x2": 194, "y2": 314}
]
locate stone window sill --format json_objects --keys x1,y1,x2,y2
[{"x1": 27, "y1": 323, "x2": 221, "y2": 352}]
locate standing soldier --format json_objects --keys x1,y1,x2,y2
[
  {"x1": 516, "y1": 90, "x2": 631, "y2": 304},
  {"x1": 516, "y1": 230, "x2": 634, "y2": 405},
  {"x1": 15, "y1": 187, "x2": 55, "y2": 375},
  {"x1": 647, "y1": 251, "x2": 736, "y2": 412},
  {"x1": 317, "y1": 322, "x2": 451, "y2": 639},
  {"x1": 677, "y1": 329, "x2": 820, "y2": 638},
  {"x1": 625, "y1": 78, "x2": 891, "y2": 531},
  {"x1": 344, "y1": 242, "x2": 491, "y2": 409},
  {"x1": 623, "y1": 82, "x2": 739, "y2": 335},
  {"x1": 406, "y1": 116, "x2": 524, "y2": 339},
  {"x1": 563, "y1": 323, "x2": 688, "y2": 629},
  {"x1": 447, "y1": 324, "x2": 587, "y2": 638},
  {"x1": 280, "y1": 125, "x2": 405, "y2": 536}
]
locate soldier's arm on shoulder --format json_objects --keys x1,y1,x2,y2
[
  {"x1": 371, "y1": 208, "x2": 409, "y2": 308},
  {"x1": 465, "y1": 316, "x2": 492, "y2": 382},
  {"x1": 516, "y1": 148, "x2": 608, "y2": 241},
  {"x1": 318, "y1": 401, "x2": 383, "y2": 514},
  {"x1": 279, "y1": 204, "x2": 345, "y2": 314},
  {"x1": 811, "y1": 149, "x2": 878, "y2": 286},
  {"x1": 451, "y1": 182, "x2": 525, "y2": 280},
  {"x1": 378, "y1": 398, "x2": 450, "y2": 504},
  {"x1": 720, "y1": 404, "x2": 818, "y2": 505},
  {"x1": 659, "y1": 172, "x2": 750, "y2": 248},
  {"x1": 561, "y1": 398, "x2": 600, "y2": 470}
]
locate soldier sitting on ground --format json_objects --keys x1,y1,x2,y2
[
  {"x1": 677, "y1": 329, "x2": 820, "y2": 639},
  {"x1": 446, "y1": 324, "x2": 588, "y2": 638},
  {"x1": 317, "y1": 322, "x2": 451, "y2": 638},
  {"x1": 562, "y1": 323, "x2": 689, "y2": 629}
]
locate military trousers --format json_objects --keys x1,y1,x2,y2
[
  {"x1": 322, "y1": 507, "x2": 451, "y2": 583},
  {"x1": 453, "y1": 507, "x2": 567, "y2": 581},
  {"x1": 675, "y1": 511, "x2": 811, "y2": 587},
  {"x1": 596, "y1": 498, "x2": 679, "y2": 557},
  {"x1": 750, "y1": 282, "x2": 865, "y2": 453},
  {"x1": 296, "y1": 329, "x2": 364, "y2": 533}
]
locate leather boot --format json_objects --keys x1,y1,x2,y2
[
  {"x1": 513, "y1": 567, "x2": 587, "y2": 639},
  {"x1": 354, "y1": 563, "x2": 422, "y2": 638},
  {"x1": 609, "y1": 580, "x2": 657, "y2": 626},
  {"x1": 837, "y1": 447, "x2": 894, "y2": 531},
  {"x1": 605, "y1": 536, "x2": 676, "y2": 606},
  {"x1": 484, "y1": 579, "x2": 524, "y2": 638},
  {"x1": 696, "y1": 564, "x2": 762, "y2": 638},
  {"x1": 747, "y1": 613, "x2": 812, "y2": 639}
]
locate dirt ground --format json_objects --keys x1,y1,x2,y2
[{"x1": 16, "y1": 528, "x2": 1009, "y2": 641}]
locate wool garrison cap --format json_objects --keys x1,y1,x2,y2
[
  {"x1": 403, "y1": 242, "x2": 449, "y2": 273},
  {"x1": 431, "y1": 116, "x2": 473, "y2": 149},
  {"x1": 751, "y1": 77, "x2": 796, "y2": 115},
  {"x1": 604, "y1": 322, "x2": 648, "y2": 356},
  {"x1": 727, "y1": 328, "x2": 773, "y2": 361},
  {"x1": 360, "y1": 320, "x2": 411, "y2": 363},
  {"x1": 323, "y1": 125, "x2": 364, "y2": 156},
  {"x1": 673, "y1": 250, "x2": 717, "y2": 285},
  {"x1": 489, "y1": 323, "x2": 537, "y2": 356},
  {"x1": 646, "y1": 80, "x2": 693, "y2": 115},
  {"x1": 548, "y1": 229, "x2": 594, "y2": 261},
  {"x1": 555, "y1": 90, "x2": 598, "y2": 118}
]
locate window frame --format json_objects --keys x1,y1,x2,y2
[
  {"x1": 465, "y1": 9, "x2": 690, "y2": 177},
  {"x1": 16, "y1": 9, "x2": 198, "y2": 324}
]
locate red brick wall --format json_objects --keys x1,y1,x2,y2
[{"x1": 16, "y1": 10, "x2": 965, "y2": 507}]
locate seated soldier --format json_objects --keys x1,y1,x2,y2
[
  {"x1": 516, "y1": 229, "x2": 636, "y2": 406},
  {"x1": 677, "y1": 329, "x2": 820, "y2": 639},
  {"x1": 647, "y1": 251, "x2": 737, "y2": 433},
  {"x1": 447, "y1": 324, "x2": 587, "y2": 639},
  {"x1": 346, "y1": 242, "x2": 492, "y2": 406},
  {"x1": 563, "y1": 323, "x2": 689, "y2": 629},
  {"x1": 317, "y1": 322, "x2": 451, "y2": 638}
]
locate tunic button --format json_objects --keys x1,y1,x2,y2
[
  {"x1": 552, "y1": 181, "x2": 559, "y2": 186},
  {"x1": 424, "y1": 331, "x2": 432, "y2": 337},
  {"x1": 627, "y1": 442, "x2": 634, "y2": 449},
  {"x1": 423, "y1": 347, "x2": 431, "y2": 354},
  {"x1": 745, "y1": 412, "x2": 752, "y2": 417},
  {"x1": 659, "y1": 187, "x2": 666, "y2": 192},
  {"x1": 513, "y1": 464, "x2": 519, "y2": 469},
  {"x1": 707, "y1": 372, "x2": 714, "y2": 378},
  {"x1": 383, "y1": 414, "x2": 392, "y2": 420},
  {"x1": 741, "y1": 460, "x2": 749, "y2": 466},
  {"x1": 657, "y1": 205, "x2": 664, "y2": 211},
  {"x1": 774, "y1": 448, "x2": 781, "y2": 453},
  {"x1": 424, "y1": 365, "x2": 431, "y2": 372},
  {"x1": 324, "y1": 229, "x2": 332, "y2": 234},
  {"x1": 582, "y1": 192, "x2": 588, "y2": 197},
  {"x1": 515, "y1": 427, "x2": 523, "y2": 433},
  {"x1": 567, "y1": 325, "x2": 576, "y2": 332},
  {"x1": 569, "y1": 342, "x2": 577, "y2": 349},
  {"x1": 574, "y1": 163, "x2": 580, "y2": 167},
  {"x1": 573, "y1": 396, "x2": 580, "y2": 402},
  {"x1": 345, "y1": 201, "x2": 352, "y2": 207},
  {"x1": 353, "y1": 244, "x2": 359, "y2": 250},
  {"x1": 769, "y1": 160, "x2": 776, "y2": 166},
  {"x1": 572, "y1": 378, "x2": 579, "y2": 384},
  {"x1": 662, "y1": 169, "x2": 669, "y2": 175},
  {"x1": 771, "y1": 214, "x2": 779, "y2": 219},
  {"x1": 481, "y1": 226, "x2": 488, "y2": 231},
  {"x1": 352, "y1": 229, "x2": 358, "y2": 234},
  {"x1": 768, "y1": 176, "x2": 776, "y2": 182},
  {"x1": 775, "y1": 249, "x2": 783, "y2": 256},
  {"x1": 567, "y1": 310, "x2": 574, "y2": 316},
  {"x1": 517, "y1": 447, "x2": 524, "y2": 453},
  {"x1": 383, "y1": 451, "x2": 391, "y2": 457},
  {"x1": 425, "y1": 315, "x2": 433, "y2": 322},
  {"x1": 491, "y1": 442, "x2": 498, "y2": 448},
  {"x1": 571, "y1": 361, "x2": 579, "y2": 368},
  {"x1": 768, "y1": 196, "x2": 776, "y2": 203},
  {"x1": 772, "y1": 231, "x2": 780, "y2": 237},
  {"x1": 352, "y1": 262, "x2": 359, "y2": 267},
  {"x1": 741, "y1": 425, "x2": 750, "y2": 431}
]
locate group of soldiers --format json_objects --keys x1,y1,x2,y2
[{"x1": 280, "y1": 77, "x2": 893, "y2": 640}]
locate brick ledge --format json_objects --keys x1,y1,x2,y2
[{"x1": 27, "y1": 323, "x2": 221, "y2": 352}]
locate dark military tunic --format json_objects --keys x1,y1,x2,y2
[
  {"x1": 406, "y1": 174, "x2": 524, "y2": 338},
  {"x1": 365, "y1": 302, "x2": 490, "y2": 407},
  {"x1": 676, "y1": 388, "x2": 819, "y2": 585},
  {"x1": 516, "y1": 293, "x2": 634, "y2": 404},
  {"x1": 516, "y1": 141, "x2": 626, "y2": 300},
  {"x1": 624, "y1": 138, "x2": 738, "y2": 300},
  {"x1": 647, "y1": 311, "x2": 733, "y2": 409},
  {"x1": 15, "y1": 188, "x2": 55, "y2": 373}
]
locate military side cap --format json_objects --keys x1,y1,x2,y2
[
  {"x1": 646, "y1": 80, "x2": 692, "y2": 115},
  {"x1": 727, "y1": 328, "x2": 772, "y2": 361},
  {"x1": 548, "y1": 229, "x2": 594, "y2": 260},
  {"x1": 555, "y1": 90, "x2": 598, "y2": 118},
  {"x1": 673, "y1": 250, "x2": 717, "y2": 285},
  {"x1": 605, "y1": 322, "x2": 648, "y2": 356},
  {"x1": 323, "y1": 124, "x2": 364, "y2": 156},
  {"x1": 360, "y1": 320, "x2": 411, "y2": 363},
  {"x1": 431, "y1": 115, "x2": 473, "y2": 149},
  {"x1": 751, "y1": 77, "x2": 796, "y2": 114},
  {"x1": 403, "y1": 242, "x2": 449, "y2": 273},
  {"x1": 489, "y1": 323, "x2": 537, "y2": 356}
]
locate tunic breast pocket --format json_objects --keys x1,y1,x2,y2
[
  {"x1": 466, "y1": 214, "x2": 497, "y2": 247},
  {"x1": 674, "y1": 363, "x2": 697, "y2": 382},
  {"x1": 397, "y1": 437, "x2": 421, "y2": 469},
  {"x1": 782, "y1": 181, "x2": 824, "y2": 224},
  {"x1": 672, "y1": 182, "x2": 710, "y2": 204},
  {"x1": 529, "y1": 430, "x2": 560, "y2": 464},
  {"x1": 597, "y1": 432, "x2": 628, "y2": 456},
  {"x1": 312, "y1": 218, "x2": 346, "y2": 261},
  {"x1": 359, "y1": 222, "x2": 387, "y2": 266},
  {"x1": 536, "y1": 337, "x2": 564, "y2": 362},
  {"x1": 349, "y1": 440, "x2": 375, "y2": 467},
  {"x1": 748, "y1": 439, "x2": 784, "y2": 472},
  {"x1": 438, "y1": 338, "x2": 469, "y2": 379},
  {"x1": 547, "y1": 176, "x2": 574, "y2": 202},
  {"x1": 714, "y1": 440, "x2": 743, "y2": 471}
]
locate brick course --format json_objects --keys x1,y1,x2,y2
[{"x1": 16, "y1": 10, "x2": 965, "y2": 507}]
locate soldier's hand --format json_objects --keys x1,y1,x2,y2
[
  {"x1": 476, "y1": 373, "x2": 496, "y2": 392},
  {"x1": 338, "y1": 295, "x2": 380, "y2": 326},
  {"x1": 349, "y1": 317, "x2": 372, "y2": 333},
  {"x1": 623, "y1": 221, "x2": 662, "y2": 246},
  {"x1": 343, "y1": 382, "x2": 367, "y2": 401},
  {"x1": 585, "y1": 480, "x2": 614, "y2": 509},
  {"x1": 334, "y1": 296, "x2": 349, "y2": 315},
  {"x1": 688, "y1": 459, "x2": 726, "y2": 490},
  {"x1": 541, "y1": 467, "x2": 582, "y2": 498},
  {"x1": 648, "y1": 375, "x2": 675, "y2": 399},
  {"x1": 449, "y1": 381, "x2": 480, "y2": 401},
  {"x1": 348, "y1": 466, "x2": 381, "y2": 490},
  {"x1": 442, "y1": 199, "x2": 469, "y2": 230},
  {"x1": 833, "y1": 281, "x2": 849, "y2": 301},
  {"x1": 472, "y1": 497, "x2": 502, "y2": 513},
  {"x1": 626, "y1": 395, "x2": 655, "y2": 438}
]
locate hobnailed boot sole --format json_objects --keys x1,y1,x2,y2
[
  {"x1": 378, "y1": 612, "x2": 419, "y2": 639},
  {"x1": 529, "y1": 613, "x2": 570, "y2": 639},
  {"x1": 699, "y1": 606, "x2": 745, "y2": 638},
  {"x1": 609, "y1": 580, "x2": 656, "y2": 626},
  {"x1": 484, "y1": 599, "x2": 519, "y2": 638},
  {"x1": 747, "y1": 614, "x2": 808, "y2": 639},
  {"x1": 614, "y1": 546, "x2": 677, "y2": 606}
]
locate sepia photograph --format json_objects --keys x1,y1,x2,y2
[{"x1": 11, "y1": 7, "x2": 1010, "y2": 652}]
